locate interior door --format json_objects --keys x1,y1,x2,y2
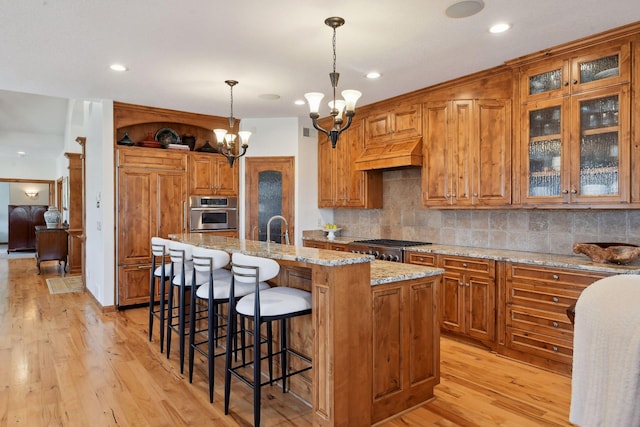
[{"x1": 245, "y1": 157, "x2": 294, "y2": 244}]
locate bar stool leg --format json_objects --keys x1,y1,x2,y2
[
  {"x1": 166, "y1": 280, "x2": 175, "y2": 359},
  {"x1": 281, "y1": 319, "x2": 288, "y2": 393}
]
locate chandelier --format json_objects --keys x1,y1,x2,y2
[
  {"x1": 304, "y1": 17, "x2": 362, "y2": 149},
  {"x1": 213, "y1": 80, "x2": 251, "y2": 167}
]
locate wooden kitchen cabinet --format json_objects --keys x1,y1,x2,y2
[
  {"x1": 188, "y1": 152, "x2": 238, "y2": 196},
  {"x1": 364, "y1": 103, "x2": 422, "y2": 145},
  {"x1": 438, "y1": 256, "x2": 496, "y2": 346},
  {"x1": 317, "y1": 117, "x2": 383, "y2": 208},
  {"x1": 517, "y1": 40, "x2": 632, "y2": 207},
  {"x1": 371, "y1": 276, "x2": 439, "y2": 423},
  {"x1": 406, "y1": 252, "x2": 496, "y2": 347},
  {"x1": 422, "y1": 99, "x2": 511, "y2": 208},
  {"x1": 116, "y1": 147, "x2": 188, "y2": 307},
  {"x1": 499, "y1": 263, "x2": 607, "y2": 375},
  {"x1": 519, "y1": 42, "x2": 630, "y2": 103}
]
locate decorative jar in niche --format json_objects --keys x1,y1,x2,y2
[{"x1": 44, "y1": 206, "x2": 61, "y2": 228}]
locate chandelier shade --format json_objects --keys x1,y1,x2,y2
[{"x1": 304, "y1": 17, "x2": 362, "y2": 148}]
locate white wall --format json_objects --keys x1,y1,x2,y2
[
  {"x1": 239, "y1": 117, "x2": 327, "y2": 245},
  {"x1": 83, "y1": 100, "x2": 115, "y2": 307}
]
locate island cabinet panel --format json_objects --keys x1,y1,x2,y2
[
  {"x1": 116, "y1": 148, "x2": 188, "y2": 307},
  {"x1": 312, "y1": 262, "x2": 372, "y2": 427},
  {"x1": 499, "y1": 263, "x2": 608, "y2": 375},
  {"x1": 371, "y1": 277, "x2": 439, "y2": 424}
]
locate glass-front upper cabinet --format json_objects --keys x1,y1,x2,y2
[
  {"x1": 520, "y1": 43, "x2": 630, "y2": 103},
  {"x1": 570, "y1": 86, "x2": 629, "y2": 203},
  {"x1": 522, "y1": 98, "x2": 569, "y2": 204},
  {"x1": 522, "y1": 85, "x2": 629, "y2": 205}
]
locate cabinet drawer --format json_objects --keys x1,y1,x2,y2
[
  {"x1": 303, "y1": 240, "x2": 328, "y2": 250},
  {"x1": 441, "y1": 256, "x2": 495, "y2": 277},
  {"x1": 505, "y1": 327, "x2": 573, "y2": 365},
  {"x1": 507, "y1": 304, "x2": 574, "y2": 341},
  {"x1": 405, "y1": 252, "x2": 437, "y2": 266},
  {"x1": 507, "y1": 264, "x2": 606, "y2": 286},
  {"x1": 118, "y1": 147, "x2": 187, "y2": 170},
  {"x1": 507, "y1": 283, "x2": 581, "y2": 313}
]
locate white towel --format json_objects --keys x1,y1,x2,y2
[{"x1": 570, "y1": 275, "x2": 640, "y2": 427}]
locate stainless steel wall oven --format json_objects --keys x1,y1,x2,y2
[{"x1": 189, "y1": 196, "x2": 238, "y2": 231}]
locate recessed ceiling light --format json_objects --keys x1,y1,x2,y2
[
  {"x1": 110, "y1": 63, "x2": 128, "y2": 72},
  {"x1": 17, "y1": 151, "x2": 26, "y2": 156},
  {"x1": 294, "y1": 99, "x2": 306, "y2": 106},
  {"x1": 366, "y1": 71, "x2": 382, "y2": 79},
  {"x1": 445, "y1": 0, "x2": 484, "y2": 18},
  {"x1": 489, "y1": 23, "x2": 512, "y2": 33},
  {"x1": 259, "y1": 94, "x2": 280, "y2": 101}
]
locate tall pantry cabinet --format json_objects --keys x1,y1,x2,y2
[{"x1": 114, "y1": 102, "x2": 232, "y2": 307}]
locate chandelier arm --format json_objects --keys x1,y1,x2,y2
[{"x1": 310, "y1": 116, "x2": 330, "y2": 137}]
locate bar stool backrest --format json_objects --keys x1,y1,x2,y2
[
  {"x1": 231, "y1": 252, "x2": 280, "y2": 284},
  {"x1": 168, "y1": 241, "x2": 194, "y2": 275},
  {"x1": 192, "y1": 247, "x2": 230, "y2": 273}
]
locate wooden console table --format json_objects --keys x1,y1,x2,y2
[{"x1": 35, "y1": 226, "x2": 69, "y2": 274}]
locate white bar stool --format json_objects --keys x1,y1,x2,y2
[
  {"x1": 224, "y1": 253, "x2": 312, "y2": 427},
  {"x1": 149, "y1": 237, "x2": 172, "y2": 352},
  {"x1": 188, "y1": 247, "x2": 270, "y2": 403},
  {"x1": 166, "y1": 240, "x2": 196, "y2": 374}
]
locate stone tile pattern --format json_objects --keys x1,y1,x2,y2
[{"x1": 334, "y1": 168, "x2": 640, "y2": 256}]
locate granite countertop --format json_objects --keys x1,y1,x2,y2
[
  {"x1": 407, "y1": 244, "x2": 640, "y2": 275},
  {"x1": 170, "y1": 233, "x2": 373, "y2": 266},
  {"x1": 170, "y1": 233, "x2": 445, "y2": 285},
  {"x1": 302, "y1": 233, "x2": 640, "y2": 274},
  {"x1": 370, "y1": 260, "x2": 444, "y2": 286}
]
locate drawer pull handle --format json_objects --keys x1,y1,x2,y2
[
  {"x1": 552, "y1": 346, "x2": 559, "y2": 352},
  {"x1": 553, "y1": 321, "x2": 559, "y2": 328},
  {"x1": 552, "y1": 274, "x2": 559, "y2": 280},
  {"x1": 553, "y1": 296, "x2": 559, "y2": 303}
]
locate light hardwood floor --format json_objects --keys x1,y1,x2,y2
[{"x1": 0, "y1": 257, "x2": 573, "y2": 426}]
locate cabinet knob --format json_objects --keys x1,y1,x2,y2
[
  {"x1": 552, "y1": 346, "x2": 559, "y2": 352},
  {"x1": 570, "y1": 188, "x2": 577, "y2": 194},
  {"x1": 466, "y1": 283, "x2": 470, "y2": 287},
  {"x1": 459, "y1": 281, "x2": 464, "y2": 287},
  {"x1": 553, "y1": 274, "x2": 559, "y2": 280},
  {"x1": 462, "y1": 263, "x2": 468, "y2": 268},
  {"x1": 553, "y1": 296, "x2": 559, "y2": 303},
  {"x1": 419, "y1": 257, "x2": 424, "y2": 262},
  {"x1": 572, "y1": 79, "x2": 578, "y2": 84},
  {"x1": 473, "y1": 193, "x2": 478, "y2": 197},
  {"x1": 562, "y1": 189, "x2": 569, "y2": 194},
  {"x1": 553, "y1": 321, "x2": 559, "y2": 328},
  {"x1": 563, "y1": 81, "x2": 570, "y2": 87}
]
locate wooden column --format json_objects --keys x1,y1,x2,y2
[{"x1": 312, "y1": 262, "x2": 372, "y2": 426}]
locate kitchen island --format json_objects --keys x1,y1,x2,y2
[{"x1": 169, "y1": 233, "x2": 444, "y2": 426}]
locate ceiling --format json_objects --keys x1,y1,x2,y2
[{"x1": 1, "y1": 0, "x2": 639, "y2": 156}]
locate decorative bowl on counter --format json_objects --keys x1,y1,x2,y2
[
  {"x1": 323, "y1": 227, "x2": 342, "y2": 241},
  {"x1": 573, "y1": 242, "x2": 640, "y2": 264}
]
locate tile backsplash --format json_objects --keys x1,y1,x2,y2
[{"x1": 333, "y1": 168, "x2": 640, "y2": 255}]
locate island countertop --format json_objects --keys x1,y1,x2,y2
[
  {"x1": 170, "y1": 233, "x2": 444, "y2": 284},
  {"x1": 169, "y1": 233, "x2": 373, "y2": 266}
]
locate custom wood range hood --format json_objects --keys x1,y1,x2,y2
[{"x1": 354, "y1": 137, "x2": 422, "y2": 170}]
